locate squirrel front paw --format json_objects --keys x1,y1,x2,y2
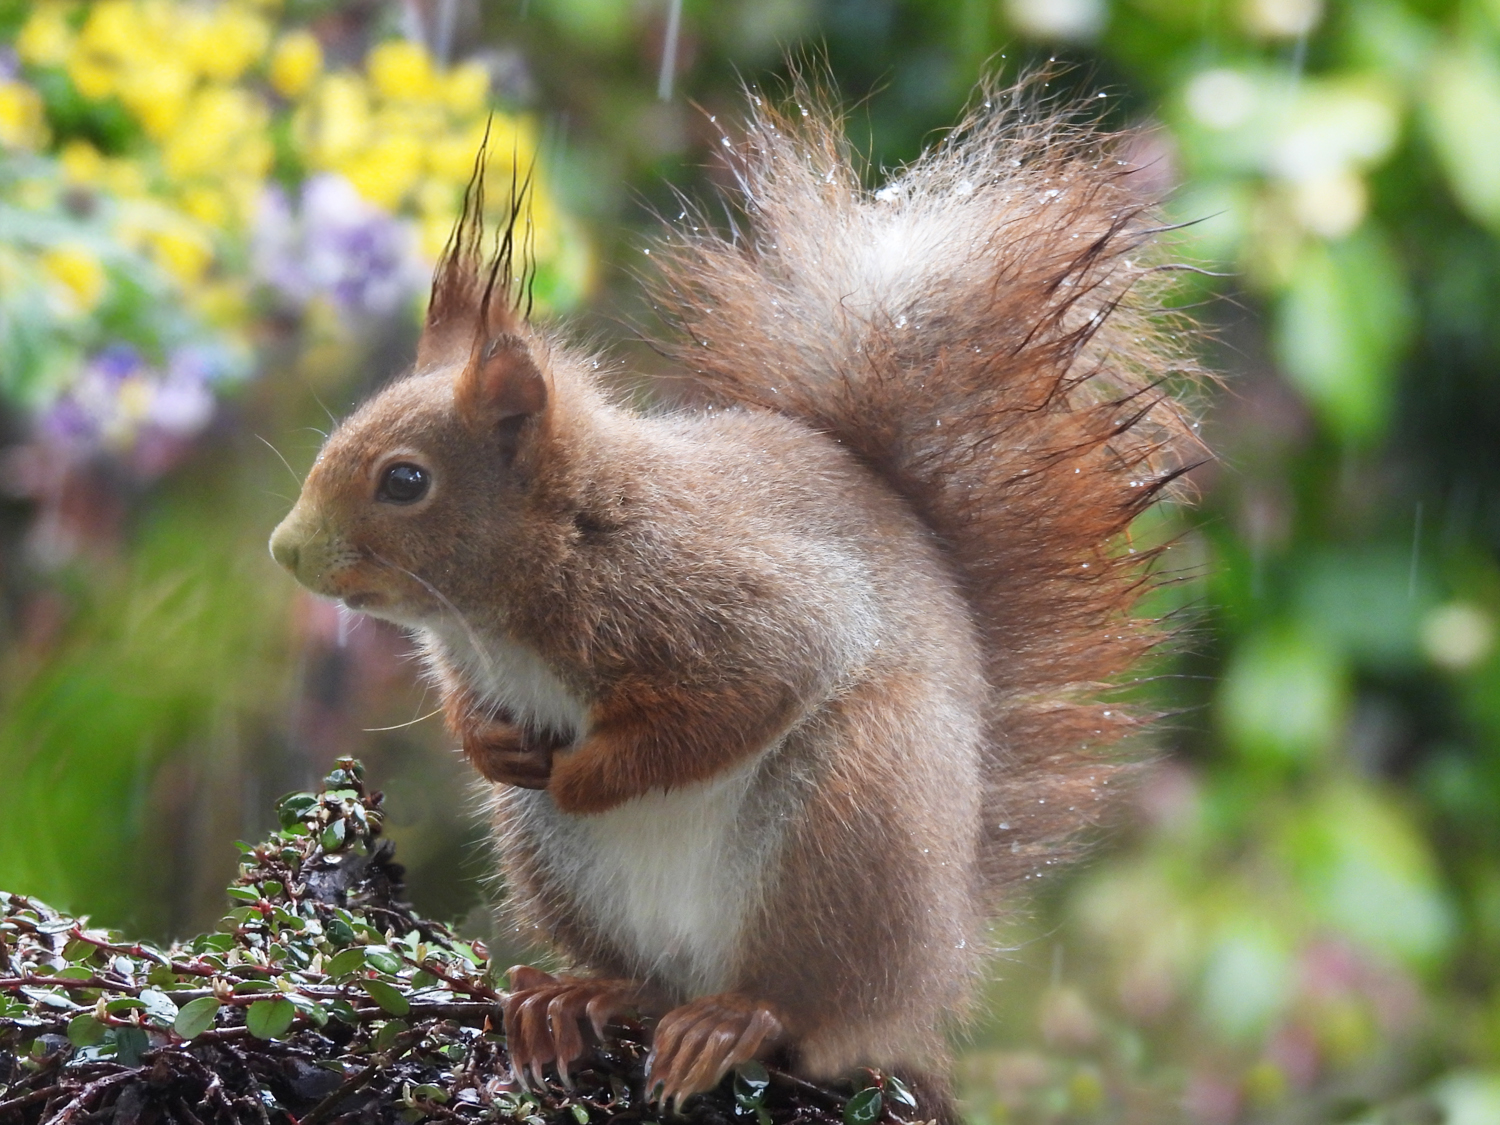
[
  {"x1": 645, "y1": 993, "x2": 786, "y2": 1110},
  {"x1": 460, "y1": 719, "x2": 566, "y2": 789},
  {"x1": 502, "y1": 966, "x2": 645, "y2": 1088}
]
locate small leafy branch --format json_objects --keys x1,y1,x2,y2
[{"x1": 0, "y1": 760, "x2": 907, "y2": 1125}]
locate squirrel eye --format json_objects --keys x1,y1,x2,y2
[{"x1": 378, "y1": 463, "x2": 430, "y2": 504}]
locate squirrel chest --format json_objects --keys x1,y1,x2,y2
[{"x1": 430, "y1": 624, "x2": 794, "y2": 998}]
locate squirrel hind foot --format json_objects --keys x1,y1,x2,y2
[
  {"x1": 502, "y1": 967, "x2": 644, "y2": 1090},
  {"x1": 644, "y1": 994, "x2": 786, "y2": 1112}
]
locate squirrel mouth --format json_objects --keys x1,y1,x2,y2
[{"x1": 343, "y1": 592, "x2": 383, "y2": 610}]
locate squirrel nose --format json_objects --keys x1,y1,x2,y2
[{"x1": 268, "y1": 518, "x2": 302, "y2": 574}]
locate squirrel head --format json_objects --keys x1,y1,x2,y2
[{"x1": 269, "y1": 165, "x2": 562, "y2": 629}]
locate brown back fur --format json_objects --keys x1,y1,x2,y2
[{"x1": 646, "y1": 80, "x2": 1202, "y2": 901}]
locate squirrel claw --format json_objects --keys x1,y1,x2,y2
[
  {"x1": 502, "y1": 966, "x2": 640, "y2": 1091},
  {"x1": 644, "y1": 995, "x2": 784, "y2": 1112}
]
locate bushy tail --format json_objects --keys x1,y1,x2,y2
[{"x1": 648, "y1": 79, "x2": 1203, "y2": 899}]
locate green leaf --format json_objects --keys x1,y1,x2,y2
[
  {"x1": 884, "y1": 1076, "x2": 917, "y2": 1113},
  {"x1": 246, "y1": 998, "x2": 296, "y2": 1040},
  {"x1": 137, "y1": 989, "x2": 179, "y2": 1028},
  {"x1": 325, "y1": 998, "x2": 359, "y2": 1024},
  {"x1": 226, "y1": 887, "x2": 261, "y2": 903},
  {"x1": 1219, "y1": 629, "x2": 1348, "y2": 769},
  {"x1": 296, "y1": 999, "x2": 329, "y2": 1028},
  {"x1": 734, "y1": 1061, "x2": 769, "y2": 1096},
  {"x1": 1426, "y1": 43, "x2": 1500, "y2": 232},
  {"x1": 570, "y1": 1103, "x2": 589, "y2": 1123},
  {"x1": 105, "y1": 997, "x2": 146, "y2": 1014},
  {"x1": 325, "y1": 947, "x2": 367, "y2": 979},
  {"x1": 276, "y1": 793, "x2": 320, "y2": 828},
  {"x1": 448, "y1": 941, "x2": 482, "y2": 966},
  {"x1": 326, "y1": 918, "x2": 357, "y2": 946},
  {"x1": 1274, "y1": 228, "x2": 1411, "y2": 445},
  {"x1": 111, "y1": 1026, "x2": 149, "y2": 1068},
  {"x1": 62, "y1": 938, "x2": 96, "y2": 964},
  {"x1": 372, "y1": 1018, "x2": 409, "y2": 1050},
  {"x1": 67, "y1": 1014, "x2": 107, "y2": 1047},
  {"x1": 844, "y1": 1088, "x2": 882, "y2": 1125},
  {"x1": 21, "y1": 987, "x2": 76, "y2": 1010},
  {"x1": 319, "y1": 819, "x2": 346, "y2": 852},
  {"x1": 363, "y1": 947, "x2": 403, "y2": 975},
  {"x1": 173, "y1": 997, "x2": 221, "y2": 1040},
  {"x1": 360, "y1": 978, "x2": 410, "y2": 1016}
]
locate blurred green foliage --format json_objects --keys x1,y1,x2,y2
[{"x1": 4, "y1": 0, "x2": 1500, "y2": 1121}]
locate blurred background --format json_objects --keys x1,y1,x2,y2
[{"x1": 1, "y1": 0, "x2": 1499, "y2": 1120}]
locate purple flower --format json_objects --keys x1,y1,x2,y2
[
  {"x1": 252, "y1": 174, "x2": 426, "y2": 319},
  {"x1": 32, "y1": 342, "x2": 226, "y2": 473}
]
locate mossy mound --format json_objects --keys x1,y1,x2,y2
[{"x1": 0, "y1": 761, "x2": 897, "y2": 1125}]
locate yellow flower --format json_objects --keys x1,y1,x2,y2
[
  {"x1": 269, "y1": 29, "x2": 323, "y2": 98},
  {"x1": 192, "y1": 279, "x2": 251, "y2": 328},
  {"x1": 0, "y1": 81, "x2": 50, "y2": 150},
  {"x1": 428, "y1": 115, "x2": 533, "y2": 187},
  {"x1": 149, "y1": 221, "x2": 215, "y2": 285},
  {"x1": 373, "y1": 100, "x2": 447, "y2": 142},
  {"x1": 343, "y1": 132, "x2": 424, "y2": 209},
  {"x1": 16, "y1": 4, "x2": 74, "y2": 67},
  {"x1": 117, "y1": 56, "x2": 194, "y2": 140},
  {"x1": 41, "y1": 244, "x2": 110, "y2": 314},
  {"x1": 442, "y1": 62, "x2": 490, "y2": 117},
  {"x1": 180, "y1": 183, "x2": 232, "y2": 227},
  {"x1": 420, "y1": 210, "x2": 457, "y2": 261},
  {"x1": 164, "y1": 85, "x2": 272, "y2": 181},
  {"x1": 189, "y1": 5, "x2": 271, "y2": 83},
  {"x1": 293, "y1": 72, "x2": 371, "y2": 169},
  {"x1": 67, "y1": 47, "x2": 118, "y2": 102},
  {"x1": 59, "y1": 139, "x2": 106, "y2": 185},
  {"x1": 366, "y1": 39, "x2": 436, "y2": 102},
  {"x1": 69, "y1": 0, "x2": 140, "y2": 101},
  {"x1": 414, "y1": 178, "x2": 458, "y2": 218},
  {"x1": 115, "y1": 202, "x2": 216, "y2": 285},
  {"x1": 100, "y1": 156, "x2": 148, "y2": 198}
]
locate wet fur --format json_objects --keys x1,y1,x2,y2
[{"x1": 272, "y1": 78, "x2": 1201, "y2": 1096}]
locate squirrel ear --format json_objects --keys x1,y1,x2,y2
[{"x1": 455, "y1": 334, "x2": 548, "y2": 428}]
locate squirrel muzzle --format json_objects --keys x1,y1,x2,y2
[{"x1": 269, "y1": 502, "x2": 346, "y2": 600}]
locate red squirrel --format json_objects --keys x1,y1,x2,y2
[{"x1": 269, "y1": 81, "x2": 1202, "y2": 1118}]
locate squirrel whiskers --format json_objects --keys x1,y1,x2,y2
[{"x1": 269, "y1": 76, "x2": 1204, "y2": 1122}]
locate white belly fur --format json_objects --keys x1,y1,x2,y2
[
  {"x1": 426, "y1": 626, "x2": 769, "y2": 997},
  {"x1": 516, "y1": 762, "x2": 766, "y2": 996}
]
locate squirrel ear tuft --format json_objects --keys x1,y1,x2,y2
[{"x1": 455, "y1": 333, "x2": 548, "y2": 427}]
